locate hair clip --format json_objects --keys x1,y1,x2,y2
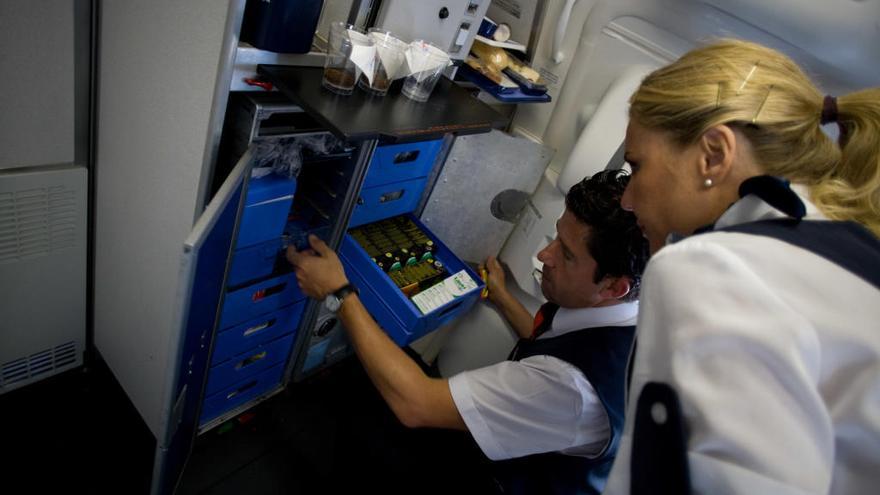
[
  {"x1": 752, "y1": 84, "x2": 774, "y2": 123},
  {"x1": 737, "y1": 62, "x2": 759, "y2": 95},
  {"x1": 715, "y1": 82, "x2": 724, "y2": 108}
]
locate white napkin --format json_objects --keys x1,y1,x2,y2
[
  {"x1": 404, "y1": 41, "x2": 451, "y2": 76},
  {"x1": 347, "y1": 29, "x2": 377, "y2": 85},
  {"x1": 370, "y1": 33, "x2": 407, "y2": 80}
]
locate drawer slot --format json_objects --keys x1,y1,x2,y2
[
  {"x1": 362, "y1": 139, "x2": 443, "y2": 188},
  {"x1": 206, "y1": 333, "x2": 295, "y2": 395},
  {"x1": 220, "y1": 273, "x2": 304, "y2": 329},
  {"x1": 349, "y1": 177, "x2": 428, "y2": 228},
  {"x1": 212, "y1": 301, "x2": 304, "y2": 365},
  {"x1": 199, "y1": 363, "x2": 285, "y2": 425}
]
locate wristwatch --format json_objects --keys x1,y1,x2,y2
[{"x1": 324, "y1": 283, "x2": 358, "y2": 313}]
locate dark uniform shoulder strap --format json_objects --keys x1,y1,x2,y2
[{"x1": 631, "y1": 382, "x2": 691, "y2": 495}]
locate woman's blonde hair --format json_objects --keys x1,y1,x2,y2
[{"x1": 629, "y1": 38, "x2": 880, "y2": 236}]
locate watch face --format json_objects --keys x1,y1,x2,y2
[{"x1": 324, "y1": 295, "x2": 342, "y2": 312}]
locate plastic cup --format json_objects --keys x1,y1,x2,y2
[
  {"x1": 322, "y1": 22, "x2": 374, "y2": 95},
  {"x1": 358, "y1": 29, "x2": 408, "y2": 96},
  {"x1": 401, "y1": 40, "x2": 451, "y2": 102}
]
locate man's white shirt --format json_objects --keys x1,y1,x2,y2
[{"x1": 449, "y1": 302, "x2": 638, "y2": 461}]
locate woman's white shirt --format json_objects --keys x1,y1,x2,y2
[{"x1": 604, "y1": 186, "x2": 880, "y2": 494}]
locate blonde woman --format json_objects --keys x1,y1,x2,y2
[{"x1": 605, "y1": 39, "x2": 880, "y2": 494}]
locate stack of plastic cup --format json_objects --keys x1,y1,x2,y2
[
  {"x1": 322, "y1": 22, "x2": 375, "y2": 95},
  {"x1": 401, "y1": 40, "x2": 452, "y2": 102},
  {"x1": 358, "y1": 29, "x2": 409, "y2": 96}
]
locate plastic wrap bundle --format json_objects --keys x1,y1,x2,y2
[{"x1": 251, "y1": 133, "x2": 345, "y2": 178}]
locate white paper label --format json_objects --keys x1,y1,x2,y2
[
  {"x1": 411, "y1": 270, "x2": 478, "y2": 315},
  {"x1": 455, "y1": 28, "x2": 469, "y2": 47}
]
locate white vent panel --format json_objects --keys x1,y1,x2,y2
[
  {"x1": 0, "y1": 186, "x2": 79, "y2": 263},
  {"x1": 0, "y1": 166, "x2": 86, "y2": 395},
  {"x1": 0, "y1": 342, "x2": 80, "y2": 388}
]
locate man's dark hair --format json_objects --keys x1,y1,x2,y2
[{"x1": 565, "y1": 169, "x2": 649, "y2": 302}]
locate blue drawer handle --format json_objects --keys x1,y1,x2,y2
[
  {"x1": 226, "y1": 380, "x2": 258, "y2": 400},
  {"x1": 236, "y1": 351, "x2": 268, "y2": 370},
  {"x1": 242, "y1": 318, "x2": 275, "y2": 337},
  {"x1": 252, "y1": 282, "x2": 286, "y2": 302},
  {"x1": 379, "y1": 189, "x2": 405, "y2": 203},
  {"x1": 394, "y1": 150, "x2": 420, "y2": 164}
]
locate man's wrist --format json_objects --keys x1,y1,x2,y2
[
  {"x1": 329, "y1": 280, "x2": 351, "y2": 296},
  {"x1": 490, "y1": 286, "x2": 512, "y2": 304},
  {"x1": 323, "y1": 281, "x2": 357, "y2": 313},
  {"x1": 338, "y1": 290, "x2": 358, "y2": 312}
]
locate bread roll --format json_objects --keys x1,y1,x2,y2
[
  {"x1": 470, "y1": 40, "x2": 509, "y2": 70},
  {"x1": 507, "y1": 60, "x2": 541, "y2": 83},
  {"x1": 466, "y1": 56, "x2": 503, "y2": 85}
]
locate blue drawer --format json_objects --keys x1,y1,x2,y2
[
  {"x1": 212, "y1": 300, "x2": 305, "y2": 365},
  {"x1": 228, "y1": 238, "x2": 283, "y2": 288},
  {"x1": 236, "y1": 174, "x2": 297, "y2": 249},
  {"x1": 220, "y1": 273, "x2": 305, "y2": 329},
  {"x1": 205, "y1": 332, "x2": 295, "y2": 395},
  {"x1": 199, "y1": 363, "x2": 285, "y2": 425},
  {"x1": 349, "y1": 177, "x2": 428, "y2": 228},
  {"x1": 363, "y1": 139, "x2": 443, "y2": 188},
  {"x1": 339, "y1": 214, "x2": 484, "y2": 346}
]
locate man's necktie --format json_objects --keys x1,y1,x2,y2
[{"x1": 530, "y1": 302, "x2": 559, "y2": 340}]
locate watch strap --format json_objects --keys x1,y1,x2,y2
[{"x1": 332, "y1": 282, "x2": 358, "y2": 302}]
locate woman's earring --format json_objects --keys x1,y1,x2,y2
[{"x1": 704, "y1": 178, "x2": 714, "y2": 188}]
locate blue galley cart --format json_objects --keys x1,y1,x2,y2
[
  {"x1": 342, "y1": 139, "x2": 485, "y2": 346},
  {"x1": 252, "y1": 66, "x2": 504, "y2": 381},
  {"x1": 149, "y1": 65, "x2": 503, "y2": 494}
]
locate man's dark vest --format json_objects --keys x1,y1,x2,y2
[{"x1": 492, "y1": 303, "x2": 636, "y2": 495}]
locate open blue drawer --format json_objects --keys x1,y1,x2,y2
[
  {"x1": 228, "y1": 238, "x2": 283, "y2": 288},
  {"x1": 212, "y1": 300, "x2": 305, "y2": 364},
  {"x1": 200, "y1": 363, "x2": 285, "y2": 425},
  {"x1": 236, "y1": 173, "x2": 297, "y2": 249},
  {"x1": 338, "y1": 214, "x2": 484, "y2": 346},
  {"x1": 363, "y1": 139, "x2": 443, "y2": 188},
  {"x1": 219, "y1": 272, "x2": 305, "y2": 329},
  {"x1": 205, "y1": 332, "x2": 295, "y2": 395},
  {"x1": 349, "y1": 176, "x2": 428, "y2": 228}
]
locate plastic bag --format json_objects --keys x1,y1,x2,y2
[{"x1": 250, "y1": 133, "x2": 345, "y2": 179}]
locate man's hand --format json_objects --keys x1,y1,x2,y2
[
  {"x1": 480, "y1": 255, "x2": 509, "y2": 306},
  {"x1": 285, "y1": 234, "x2": 349, "y2": 299},
  {"x1": 287, "y1": 236, "x2": 466, "y2": 432}
]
